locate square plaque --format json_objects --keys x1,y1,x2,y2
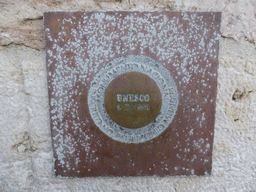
[{"x1": 44, "y1": 11, "x2": 221, "y2": 177}]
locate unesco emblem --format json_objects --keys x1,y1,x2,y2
[{"x1": 88, "y1": 55, "x2": 179, "y2": 143}]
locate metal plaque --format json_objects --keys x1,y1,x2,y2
[{"x1": 44, "y1": 11, "x2": 221, "y2": 177}]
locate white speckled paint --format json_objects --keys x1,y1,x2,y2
[{"x1": 44, "y1": 11, "x2": 220, "y2": 177}]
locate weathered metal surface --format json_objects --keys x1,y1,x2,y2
[{"x1": 44, "y1": 11, "x2": 221, "y2": 177}]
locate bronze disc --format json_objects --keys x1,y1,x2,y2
[{"x1": 104, "y1": 72, "x2": 162, "y2": 128}]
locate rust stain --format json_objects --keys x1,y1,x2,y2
[{"x1": 44, "y1": 11, "x2": 221, "y2": 177}]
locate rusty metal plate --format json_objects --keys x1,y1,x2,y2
[{"x1": 44, "y1": 11, "x2": 221, "y2": 177}]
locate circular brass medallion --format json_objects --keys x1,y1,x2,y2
[
  {"x1": 88, "y1": 55, "x2": 179, "y2": 143},
  {"x1": 104, "y1": 72, "x2": 162, "y2": 128}
]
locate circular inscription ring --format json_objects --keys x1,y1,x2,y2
[{"x1": 88, "y1": 55, "x2": 179, "y2": 143}]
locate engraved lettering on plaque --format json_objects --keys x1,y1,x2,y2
[
  {"x1": 88, "y1": 55, "x2": 179, "y2": 143},
  {"x1": 105, "y1": 72, "x2": 162, "y2": 128}
]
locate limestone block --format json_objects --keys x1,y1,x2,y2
[
  {"x1": 0, "y1": 158, "x2": 33, "y2": 191},
  {"x1": 23, "y1": 70, "x2": 48, "y2": 97},
  {"x1": 28, "y1": 96, "x2": 51, "y2": 137},
  {"x1": 32, "y1": 151, "x2": 53, "y2": 177},
  {"x1": 0, "y1": 27, "x2": 44, "y2": 50},
  {"x1": 1, "y1": 0, "x2": 256, "y2": 50}
]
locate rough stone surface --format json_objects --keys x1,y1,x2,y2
[
  {"x1": 0, "y1": 0, "x2": 255, "y2": 191},
  {"x1": 1, "y1": 0, "x2": 256, "y2": 49}
]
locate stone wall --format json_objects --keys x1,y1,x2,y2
[{"x1": 0, "y1": 0, "x2": 255, "y2": 191}]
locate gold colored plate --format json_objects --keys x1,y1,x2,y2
[{"x1": 104, "y1": 72, "x2": 162, "y2": 128}]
